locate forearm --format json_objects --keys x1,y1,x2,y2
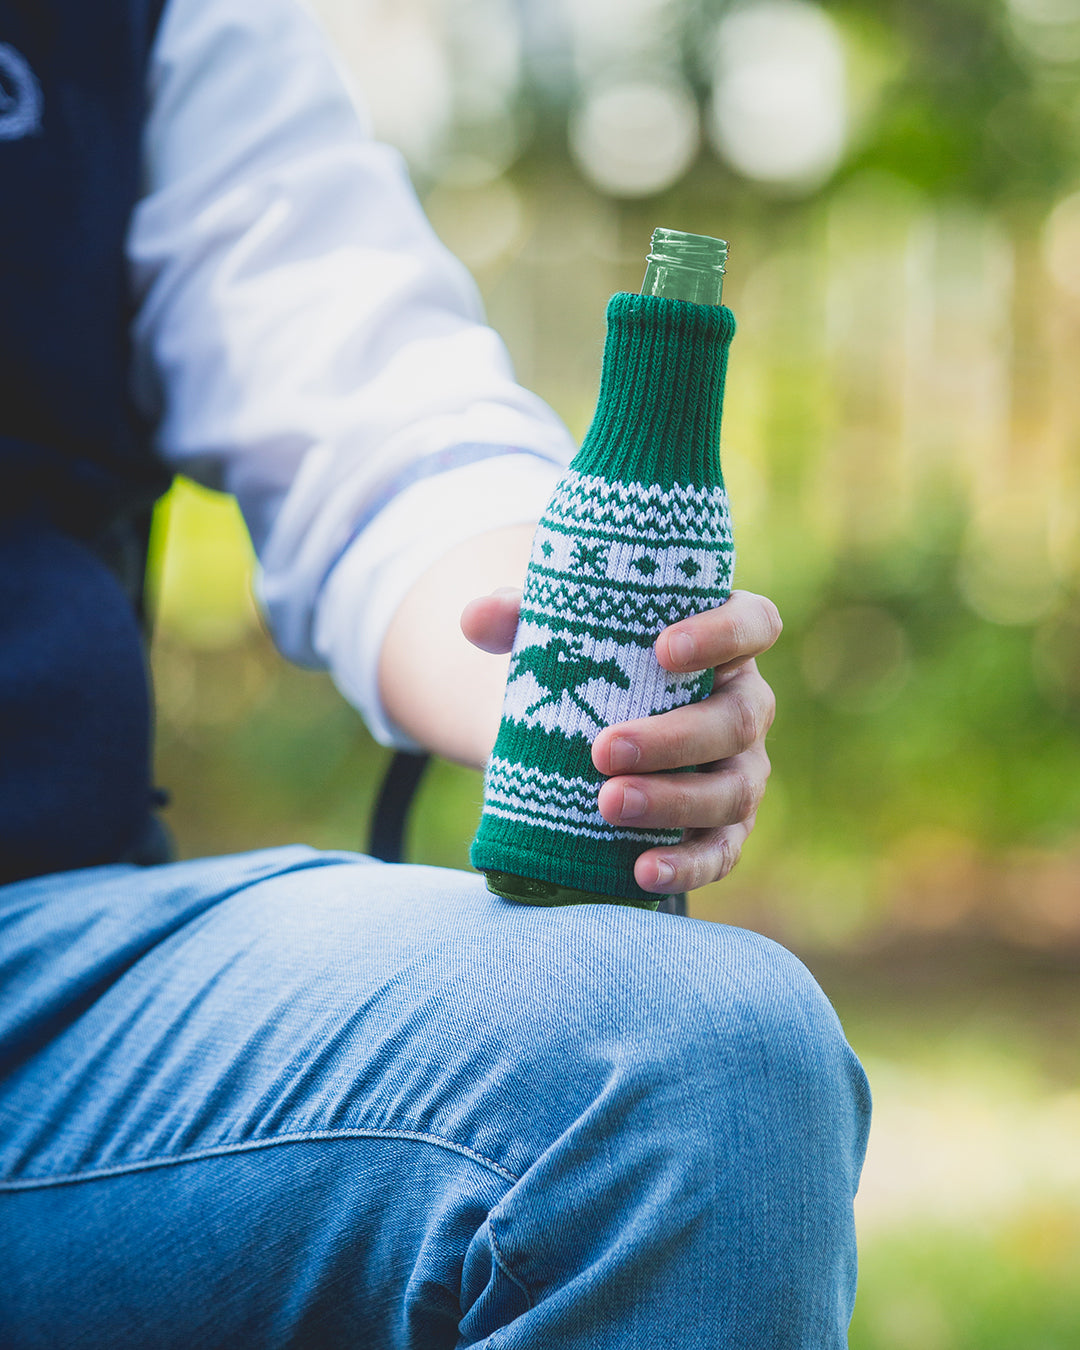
[{"x1": 377, "y1": 524, "x2": 535, "y2": 768}]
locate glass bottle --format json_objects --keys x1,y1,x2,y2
[{"x1": 473, "y1": 227, "x2": 733, "y2": 909}]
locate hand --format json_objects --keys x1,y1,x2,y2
[{"x1": 461, "y1": 588, "x2": 782, "y2": 896}]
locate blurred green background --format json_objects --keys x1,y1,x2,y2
[{"x1": 148, "y1": 1, "x2": 1080, "y2": 1343}]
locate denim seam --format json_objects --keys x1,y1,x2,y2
[
  {"x1": 487, "y1": 1216, "x2": 534, "y2": 1311},
  {"x1": 0, "y1": 1127, "x2": 521, "y2": 1193}
]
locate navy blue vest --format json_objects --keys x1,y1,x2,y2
[{"x1": 1, "y1": 0, "x2": 170, "y2": 882}]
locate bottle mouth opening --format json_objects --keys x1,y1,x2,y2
[{"x1": 648, "y1": 226, "x2": 728, "y2": 274}]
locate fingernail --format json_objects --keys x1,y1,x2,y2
[
  {"x1": 608, "y1": 737, "x2": 640, "y2": 773},
  {"x1": 654, "y1": 860, "x2": 676, "y2": 887},
  {"x1": 491, "y1": 586, "x2": 521, "y2": 599},
  {"x1": 668, "y1": 631, "x2": 696, "y2": 668},
  {"x1": 619, "y1": 786, "x2": 647, "y2": 821}
]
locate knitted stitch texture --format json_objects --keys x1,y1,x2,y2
[{"x1": 471, "y1": 292, "x2": 736, "y2": 903}]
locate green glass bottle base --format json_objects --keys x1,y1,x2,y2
[{"x1": 484, "y1": 871, "x2": 660, "y2": 911}]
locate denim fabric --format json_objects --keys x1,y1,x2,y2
[{"x1": 0, "y1": 847, "x2": 871, "y2": 1348}]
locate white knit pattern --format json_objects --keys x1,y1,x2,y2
[
  {"x1": 477, "y1": 469, "x2": 734, "y2": 856},
  {"x1": 483, "y1": 757, "x2": 672, "y2": 844},
  {"x1": 505, "y1": 470, "x2": 733, "y2": 738},
  {"x1": 542, "y1": 470, "x2": 733, "y2": 541}
]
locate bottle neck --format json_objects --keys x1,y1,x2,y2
[
  {"x1": 569, "y1": 291, "x2": 736, "y2": 489},
  {"x1": 640, "y1": 227, "x2": 727, "y2": 306}
]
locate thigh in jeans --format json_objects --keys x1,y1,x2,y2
[{"x1": 0, "y1": 845, "x2": 871, "y2": 1349}]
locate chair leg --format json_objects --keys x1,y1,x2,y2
[{"x1": 368, "y1": 751, "x2": 430, "y2": 864}]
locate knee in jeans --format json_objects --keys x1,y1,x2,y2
[
  {"x1": 508, "y1": 911, "x2": 868, "y2": 1140},
  {"x1": 669, "y1": 924, "x2": 872, "y2": 1171}
]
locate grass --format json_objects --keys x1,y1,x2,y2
[
  {"x1": 852, "y1": 1218, "x2": 1080, "y2": 1350},
  {"x1": 816, "y1": 943, "x2": 1080, "y2": 1350}
]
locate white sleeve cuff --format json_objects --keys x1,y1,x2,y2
[{"x1": 310, "y1": 451, "x2": 563, "y2": 749}]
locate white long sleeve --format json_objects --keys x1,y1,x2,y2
[{"x1": 128, "y1": 0, "x2": 574, "y2": 746}]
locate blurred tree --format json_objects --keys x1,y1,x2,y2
[{"x1": 828, "y1": 0, "x2": 1080, "y2": 206}]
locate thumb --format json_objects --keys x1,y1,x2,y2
[{"x1": 460, "y1": 587, "x2": 522, "y2": 654}]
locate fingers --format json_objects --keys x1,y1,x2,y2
[
  {"x1": 632, "y1": 817, "x2": 757, "y2": 894},
  {"x1": 596, "y1": 745, "x2": 770, "y2": 832},
  {"x1": 655, "y1": 589, "x2": 782, "y2": 675},
  {"x1": 593, "y1": 645, "x2": 776, "y2": 894},
  {"x1": 465, "y1": 583, "x2": 780, "y2": 896},
  {"x1": 460, "y1": 587, "x2": 522, "y2": 654},
  {"x1": 592, "y1": 660, "x2": 775, "y2": 777}
]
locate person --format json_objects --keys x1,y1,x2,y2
[{"x1": 0, "y1": 1, "x2": 871, "y2": 1345}]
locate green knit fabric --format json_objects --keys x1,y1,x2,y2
[{"x1": 471, "y1": 292, "x2": 737, "y2": 903}]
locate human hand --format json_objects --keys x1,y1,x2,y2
[{"x1": 461, "y1": 588, "x2": 781, "y2": 896}]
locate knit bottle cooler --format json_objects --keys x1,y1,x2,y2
[{"x1": 471, "y1": 230, "x2": 736, "y2": 907}]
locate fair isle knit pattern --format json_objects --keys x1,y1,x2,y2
[{"x1": 472, "y1": 291, "x2": 736, "y2": 903}]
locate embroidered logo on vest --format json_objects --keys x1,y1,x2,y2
[{"x1": 0, "y1": 44, "x2": 43, "y2": 141}]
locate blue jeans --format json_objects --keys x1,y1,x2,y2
[{"x1": 0, "y1": 847, "x2": 870, "y2": 1348}]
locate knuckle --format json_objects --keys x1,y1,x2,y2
[
  {"x1": 712, "y1": 832, "x2": 742, "y2": 882},
  {"x1": 692, "y1": 832, "x2": 740, "y2": 888},
  {"x1": 726, "y1": 609, "x2": 752, "y2": 655},
  {"x1": 731, "y1": 691, "x2": 762, "y2": 750},
  {"x1": 726, "y1": 773, "x2": 749, "y2": 822},
  {"x1": 677, "y1": 847, "x2": 707, "y2": 893},
  {"x1": 760, "y1": 680, "x2": 777, "y2": 733},
  {"x1": 731, "y1": 770, "x2": 762, "y2": 823},
  {"x1": 761, "y1": 596, "x2": 783, "y2": 646}
]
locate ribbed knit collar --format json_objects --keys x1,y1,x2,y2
[{"x1": 572, "y1": 292, "x2": 736, "y2": 490}]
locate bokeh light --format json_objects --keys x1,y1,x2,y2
[
  {"x1": 1042, "y1": 189, "x2": 1080, "y2": 298},
  {"x1": 958, "y1": 499, "x2": 1061, "y2": 627},
  {"x1": 423, "y1": 177, "x2": 526, "y2": 270},
  {"x1": 1007, "y1": 0, "x2": 1080, "y2": 65},
  {"x1": 318, "y1": 0, "x2": 451, "y2": 173},
  {"x1": 566, "y1": 0, "x2": 681, "y2": 76},
  {"x1": 707, "y1": 0, "x2": 847, "y2": 189},
  {"x1": 569, "y1": 79, "x2": 700, "y2": 197}
]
